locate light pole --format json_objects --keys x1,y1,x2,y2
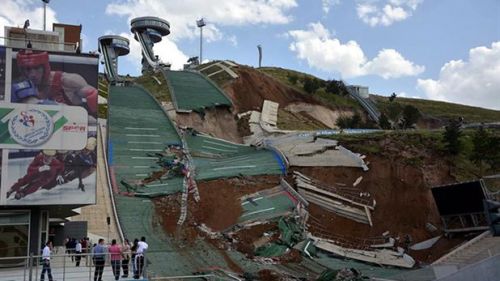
[
  {"x1": 257, "y1": 44, "x2": 262, "y2": 68},
  {"x1": 196, "y1": 18, "x2": 206, "y2": 64},
  {"x1": 42, "y1": 0, "x2": 50, "y2": 31}
]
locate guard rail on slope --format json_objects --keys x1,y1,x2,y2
[
  {"x1": 347, "y1": 88, "x2": 380, "y2": 122},
  {"x1": 98, "y1": 119, "x2": 125, "y2": 242}
]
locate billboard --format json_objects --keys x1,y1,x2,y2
[
  {"x1": 0, "y1": 46, "x2": 98, "y2": 205},
  {"x1": 431, "y1": 180, "x2": 487, "y2": 216}
]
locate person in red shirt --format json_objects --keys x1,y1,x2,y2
[
  {"x1": 12, "y1": 49, "x2": 98, "y2": 117},
  {"x1": 108, "y1": 239, "x2": 122, "y2": 281},
  {"x1": 6, "y1": 150, "x2": 64, "y2": 199}
]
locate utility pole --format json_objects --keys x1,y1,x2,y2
[
  {"x1": 196, "y1": 18, "x2": 206, "y2": 63},
  {"x1": 42, "y1": 0, "x2": 50, "y2": 31},
  {"x1": 257, "y1": 44, "x2": 262, "y2": 68}
]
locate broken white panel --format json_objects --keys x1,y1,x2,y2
[
  {"x1": 311, "y1": 236, "x2": 416, "y2": 269},
  {"x1": 371, "y1": 237, "x2": 396, "y2": 249},
  {"x1": 353, "y1": 176, "x2": 363, "y2": 187},
  {"x1": 249, "y1": 111, "x2": 261, "y2": 124},
  {"x1": 299, "y1": 189, "x2": 371, "y2": 225},
  {"x1": 410, "y1": 235, "x2": 442, "y2": 251},
  {"x1": 261, "y1": 100, "x2": 279, "y2": 126}
]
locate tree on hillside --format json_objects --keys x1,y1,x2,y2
[
  {"x1": 303, "y1": 77, "x2": 321, "y2": 94},
  {"x1": 378, "y1": 113, "x2": 392, "y2": 129},
  {"x1": 336, "y1": 113, "x2": 362, "y2": 129},
  {"x1": 471, "y1": 126, "x2": 490, "y2": 175},
  {"x1": 389, "y1": 92, "x2": 397, "y2": 102},
  {"x1": 443, "y1": 118, "x2": 462, "y2": 155},
  {"x1": 485, "y1": 136, "x2": 500, "y2": 171},
  {"x1": 387, "y1": 102, "x2": 403, "y2": 121},
  {"x1": 326, "y1": 80, "x2": 349, "y2": 96},
  {"x1": 287, "y1": 73, "x2": 298, "y2": 85},
  {"x1": 401, "y1": 105, "x2": 421, "y2": 129},
  {"x1": 471, "y1": 126, "x2": 500, "y2": 175}
]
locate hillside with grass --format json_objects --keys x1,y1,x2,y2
[{"x1": 373, "y1": 95, "x2": 500, "y2": 124}]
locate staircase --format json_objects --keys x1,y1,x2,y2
[{"x1": 433, "y1": 231, "x2": 500, "y2": 268}]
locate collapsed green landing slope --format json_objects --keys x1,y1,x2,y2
[
  {"x1": 106, "y1": 84, "x2": 286, "y2": 276},
  {"x1": 164, "y1": 70, "x2": 232, "y2": 111}
]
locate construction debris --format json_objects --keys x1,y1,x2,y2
[
  {"x1": 294, "y1": 171, "x2": 375, "y2": 226},
  {"x1": 310, "y1": 235, "x2": 416, "y2": 268}
]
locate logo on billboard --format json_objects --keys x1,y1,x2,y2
[{"x1": 8, "y1": 109, "x2": 54, "y2": 147}]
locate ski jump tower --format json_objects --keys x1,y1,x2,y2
[
  {"x1": 98, "y1": 35, "x2": 130, "y2": 82},
  {"x1": 130, "y1": 16, "x2": 170, "y2": 73}
]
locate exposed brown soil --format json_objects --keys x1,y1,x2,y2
[
  {"x1": 175, "y1": 107, "x2": 242, "y2": 143},
  {"x1": 223, "y1": 66, "x2": 321, "y2": 113},
  {"x1": 284, "y1": 103, "x2": 353, "y2": 129},
  {"x1": 191, "y1": 176, "x2": 281, "y2": 231},
  {"x1": 232, "y1": 223, "x2": 280, "y2": 257},
  {"x1": 291, "y1": 135, "x2": 465, "y2": 264},
  {"x1": 258, "y1": 269, "x2": 282, "y2": 281},
  {"x1": 154, "y1": 176, "x2": 282, "y2": 238}
]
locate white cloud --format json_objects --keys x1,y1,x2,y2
[
  {"x1": 322, "y1": 0, "x2": 341, "y2": 14},
  {"x1": 0, "y1": 0, "x2": 57, "y2": 41},
  {"x1": 106, "y1": 0, "x2": 297, "y2": 42},
  {"x1": 363, "y1": 49, "x2": 424, "y2": 79},
  {"x1": 288, "y1": 22, "x2": 424, "y2": 79},
  {"x1": 356, "y1": 0, "x2": 422, "y2": 27},
  {"x1": 227, "y1": 35, "x2": 238, "y2": 47},
  {"x1": 417, "y1": 42, "x2": 500, "y2": 110}
]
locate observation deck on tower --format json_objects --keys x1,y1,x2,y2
[
  {"x1": 130, "y1": 16, "x2": 170, "y2": 72},
  {"x1": 98, "y1": 35, "x2": 130, "y2": 82}
]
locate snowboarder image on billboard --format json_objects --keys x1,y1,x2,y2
[
  {"x1": 11, "y1": 49, "x2": 98, "y2": 117},
  {"x1": 6, "y1": 149, "x2": 64, "y2": 200},
  {"x1": 60, "y1": 137, "x2": 97, "y2": 192}
]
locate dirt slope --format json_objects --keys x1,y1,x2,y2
[
  {"x1": 223, "y1": 66, "x2": 320, "y2": 113},
  {"x1": 175, "y1": 107, "x2": 242, "y2": 143}
]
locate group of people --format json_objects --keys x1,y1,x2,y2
[
  {"x1": 64, "y1": 237, "x2": 90, "y2": 266},
  {"x1": 40, "y1": 236, "x2": 149, "y2": 281},
  {"x1": 92, "y1": 237, "x2": 149, "y2": 281}
]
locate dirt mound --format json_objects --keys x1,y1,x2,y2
[
  {"x1": 223, "y1": 66, "x2": 320, "y2": 113},
  {"x1": 191, "y1": 176, "x2": 281, "y2": 231},
  {"x1": 154, "y1": 176, "x2": 281, "y2": 244},
  {"x1": 284, "y1": 103, "x2": 354, "y2": 129},
  {"x1": 175, "y1": 107, "x2": 242, "y2": 143}
]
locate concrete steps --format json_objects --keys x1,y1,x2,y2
[{"x1": 433, "y1": 231, "x2": 500, "y2": 268}]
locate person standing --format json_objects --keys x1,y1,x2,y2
[
  {"x1": 130, "y1": 239, "x2": 138, "y2": 279},
  {"x1": 40, "y1": 241, "x2": 54, "y2": 281},
  {"x1": 75, "y1": 239, "x2": 82, "y2": 266},
  {"x1": 81, "y1": 237, "x2": 88, "y2": 266},
  {"x1": 121, "y1": 239, "x2": 131, "y2": 278},
  {"x1": 109, "y1": 239, "x2": 122, "y2": 280},
  {"x1": 92, "y1": 239, "x2": 107, "y2": 281},
  {"x1": 134, "y1": 236, "x2": 148, "y2": 279}
]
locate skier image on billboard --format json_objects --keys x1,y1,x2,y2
[
  {"x1": 11, "y1": 49, "x2": 98, "y2": 118},
  {"x1": 4, "y1": 135, "x2": 97, "y2": 204}
]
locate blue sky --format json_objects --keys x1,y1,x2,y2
[{"x1": 1, "y1": 0, "x2": 499, "y2": 109}]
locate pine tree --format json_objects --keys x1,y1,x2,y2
[
  {"x1": 378, "y1": 113, "x2": 391, "y2": 129},
  {"x1": 443, "y1": 119, "x2": 462, "y2": 155},
  {"x1": 471, "y1": 126, "x2": 490, "y2": 175}
]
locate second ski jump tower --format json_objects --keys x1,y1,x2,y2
[
  {"x1": 130, "y1": 16, "x2": 170, "y2": 72},
  {"x1": 98, "y1": 35, "x2": 130, "y2": 82}
]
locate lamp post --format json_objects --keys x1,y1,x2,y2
[
  {"x1": 196, "y1": 18, "x2": 206, "y2": 64},
  {"x1": 42, "y1": 0, "x2": 50, "y2": 31},
  {"x1": 257, "y1": 44, "x2": 262, "y2": 68}
]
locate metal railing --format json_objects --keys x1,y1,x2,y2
[{"x1": 0, "y1": 251, "x2": 148, "y2": 281}]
